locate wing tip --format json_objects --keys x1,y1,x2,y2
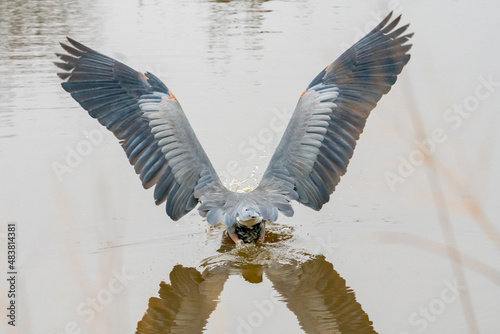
[
  {"x1": 66, "y1": 36, "x2": 92, "y2": 52},
  {"x1": 374, "y1": 11, "x2": 413, "y2": 40},
  {"x1": 53, "y1": 61, "x2": 73, "y2": 72},
  {"x1": 59, "y1": 41, "x2": 83, "y2": 57},
  {"x1": 380, "y1": 11, "x2": 393, "y2": 28}
]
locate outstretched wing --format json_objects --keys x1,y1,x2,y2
[
  {"x1": 55, "y1": 38, "x2": 224, "y2": 220},
  {"x1": 259, "y1": 12, "x2": 412, "y2": 210}
]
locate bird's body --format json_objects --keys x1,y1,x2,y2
[{"x1": 55, "y1": 12, "x2": 412, "y2": 246}]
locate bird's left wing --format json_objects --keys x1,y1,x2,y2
[
  {"x1": 56, "y1": 38, "x2": 224, "y2": 220},
  {"x1": 258, "y1": 13, "x2": 412, "y2": 211}
]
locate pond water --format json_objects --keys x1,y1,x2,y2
[{"x1": 1, "y1": 0, "x2": 500, "y2": 333}]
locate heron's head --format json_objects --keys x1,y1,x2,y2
[{"x1": 237, "y1": 206, "x2": 262, "y2": 227}]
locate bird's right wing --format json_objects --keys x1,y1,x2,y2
[
  {"x1": 258, "y1": 12, "x2": 412, "y2": 211},
  {"x1": 56, "y1": 38, "x2": 225, "y2": 221}
]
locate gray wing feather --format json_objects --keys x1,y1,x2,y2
[
  {"x1": 260, "y1": 12, "x2": 412, "y2": 210},
  {"x1": 56, "y1": 38, "x2": 222, "y2": 221}
]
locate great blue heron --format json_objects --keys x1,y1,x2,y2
[{"x1": 55, "y1": 12, "x2": 412, "y2": 247}]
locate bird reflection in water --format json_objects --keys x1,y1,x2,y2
[{"x1": 136, "y1": 225, "x2": 377, "y2": 334}]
